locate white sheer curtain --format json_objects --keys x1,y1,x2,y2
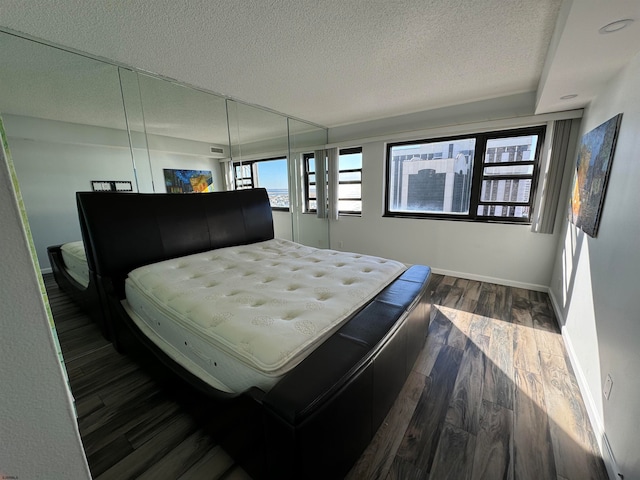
[
  {"x1": 531, "y1": 119, "x2": 577, "y2": 234},
  {"x1": 314, "y1": 149, "x2": 327, "y2": 218},
  {"x1": 222, "y1": 159, "x2": 235, "y2": 191},
  {"x1": 327, "y1": 147, "x2": 340, "y2": 220}
]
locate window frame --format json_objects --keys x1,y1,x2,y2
[
  {"x1": 384, "y1": 126, "x2": 546, "y2": 224},
  {"x1": 303, "y1": 147, "x2": 363, "y2": 216},
  {"x1": 336, "y1": 146, "x2": 363, "y2": 216},
  {"x1": 303, "y1": 152, "x2": 317, "y2": 212},
  {"x1": 232, "y1": 156, "x2": 290, "y2": 211}
]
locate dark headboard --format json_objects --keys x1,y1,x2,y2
[{"x1": 77, "y1": 188, "x2": 274, "y2": 297}]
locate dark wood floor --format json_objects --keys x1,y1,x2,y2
[
  {"x1": 45, "y1": 273, "x2": 253, "y2": 480},
  {"x1": 46, "y1": 273, "x2": 607, "y2": 479}
]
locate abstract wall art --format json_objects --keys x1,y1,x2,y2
[
  {"x1": 568, "y1": 113, "x2": 622, "y2": 237},
  {"x1": 163, "y1": 169, "x2": 213, "y2": 193}
]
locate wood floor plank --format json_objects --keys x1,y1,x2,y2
[
  {"x1": 492, "y1": 284, "x2": 512, "y2": 323},
  {"x1": 441, "y1": 284, "x2": 467, "y2": 309},
  {"x1": 429, "y1": 422, "x2": 476, "y2": 480},
  {"x1": 86, "y1": 434, "x2": 134, "y2": 478},
  {"x1": 442, "y1": 306, "x2": 473, "y2": 351},
  {"x1": 531, "y1": 300, "x2": 559, "y2": 332},
  {"x1": 64, "y1": 343, "x2": 115, "y2": 371},
  {"x1": 512, "y1": 306, "x2": 541, "y2": 375},
  {"x1": 81, "y1": 393, "x2": 178, "y2": 457},
  {"x1": 137, "y1": 429, "x2": 217, "y2": 480},
  {"x1": 71, "y1": 356, "x2": 140, "y2": 401},
  {"x1": 510, "y1": 287, "x2": 533, "y2": 312},
  {"x1": 396, "y1": 344, "x2": 464, "y2": 474},
  {"x1": 219, "y1": 466, "x2": 252, "y2": 480},
  {"x1": 428, "y1": 306, "x2": 454, "y2": 344},
  {"x1": 474, "y1": 290, "x2": 496, "y2": 319},
  {"x1": 95, "y1": 368, "x2": 156, "y2": 406},
  {"x1": 95, "y1": 413, "x2": 198, "y2": 480},
  {"x1": 455, "y1": 280, "x2": 482, "y2": 313},
  {"x1": 483, "y1": 321, "x2": 514, "y2": 410},
  {"x1": 177, "y1": 445, "x2": 235, "y2": 480},
  {"x1": 468, "y1": 315, "x2": 492, "y2": 344},
  {"x1": 413, "y1": 331, "x2": 445, "y2": 377},
  {"x1": 78, "y1": 381, "x2": 164, "y2": 432},
  {"x1": 445, "y1": 335, "x2": 488, "y2": 435},
  {"x1": 513, "y1": 368, "x2": 557, "y2": 480},
  {"x1": 385, "y1": 456, "x2": 425, "y2": 480},
  {"x1": 471, "y1": 399, "x2": 513, "y2": 480},
  {"x1": 532, "y1": 301, "x2": 566, "y2": 358},
  {"x1": 75, "y1": 393, "x2": 105, "y2": 419},
  {"x1": 538, "y1": 353, "x2": 608, "y2": 480},
  {"x1": 125, "y1": 402, "x2": 185, "y2": 449},
  {"x1": 346, "y1": 371, "x2": 428, "y2": 480}
]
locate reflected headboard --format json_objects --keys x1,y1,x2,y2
[{"x1": 76, "y1": 188, "x2": 274, "y2": 298}]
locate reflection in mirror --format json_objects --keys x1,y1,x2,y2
[
  {"x1": 118, "y1": 68, "x2": 152, "y2": 192},
  {"x1": 0, "y1": 32, "x2": 137, "y2": 270},
  {"x1": 130, "y1": 73, "x2": 229, "y2": 194},
  {"x1": 288, "y1": 118, "x2": 329, "y2": 248},
  {"x1": 226, "y1": 100, "x2": 292, "y2": 239}
]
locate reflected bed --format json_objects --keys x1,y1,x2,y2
[{"x1": 47, "y1": 240, "x2": 108, "y2": 338}]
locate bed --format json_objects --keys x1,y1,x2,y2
[
  {"x1": 76, "y1": 188, "x2": 432, "y2": 479},
  {"x1": 47, "y1": 240, "x2": 108, "y2": 339}
]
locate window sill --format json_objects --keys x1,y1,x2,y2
[{"x1": 383, "y1": 212, "x2": 531, "y2": 225}]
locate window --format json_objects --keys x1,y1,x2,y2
[
  {"x1": 385, "y1": 126, "x2": 545, "y2": 223},
  {"x1": 338, "y1": 147, "x2": 362, "y2": 214},
  {"x1": 304, "y1": 147, "x2": 363, "y2": 215},
  {"x1": 303, "y1": 153, "x2": 318, "y2": 212},
  {"x1": 233, "y1": 157, "x2": 289, "y2": 210}
]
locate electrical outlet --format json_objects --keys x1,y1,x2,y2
[
  {"x1": 339, "y1": 241, "x2": 343, "y2": 248},
  {"x1": 603, "y1": 374, "x2": 613, "y2": 400}
]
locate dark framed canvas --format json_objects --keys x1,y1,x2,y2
[
  {"x1": 163, "y1": 169, "x2": 213, "y2": 193},
  {"x1": 568, "y1": 113, "x2": 622, "y2": 237}
]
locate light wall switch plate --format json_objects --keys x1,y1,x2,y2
[{"x1": 603, "y1": 374, "x2": 613, "y2": 400}]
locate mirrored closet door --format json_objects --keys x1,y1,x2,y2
[{"x1": 0, "y1": 32, "x2": 139, "y2": 270}]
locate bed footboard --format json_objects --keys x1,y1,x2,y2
[{"x1": 261, "y1": 265, "x2": 432, "y2": 479}]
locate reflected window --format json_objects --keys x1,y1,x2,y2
[
  {"x1": 304, "y1": 147, "x2": 362, "y2": 215},
  {"x1": 338, "y1": 147, "x2": 363, "y2": 215},
  {"x1": 233, "y1": 157, "x2": 289, "y2": 210}
]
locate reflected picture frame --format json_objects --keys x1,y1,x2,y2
[{"x1": 163, "y1": 169, "x2": 213, "y2": 194}]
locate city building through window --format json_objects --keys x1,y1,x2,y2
[{"x1": 385, "y1": 126, "x2": 545, "y2": 223}]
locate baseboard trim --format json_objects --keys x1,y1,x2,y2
[
  {"x1": 429, "y1": 267, "x2": 548, "y2": 292},
  {"x1": 547, "y1": 288, "x2": 620, "y2": 480}
]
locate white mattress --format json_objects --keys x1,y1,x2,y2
[
  {"x1": 60, "y1": 241, "x2": 89, "y2": 288},
  {"x1": 125, "y1": 238, "x2": 406, "y2": 394}
]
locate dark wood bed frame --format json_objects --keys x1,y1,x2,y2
[
  {"x1": 47, "y1": 244, "x2": 109, "y2": 339},
  {"x1": 76, "y1": 188, "x2": 432, "y2": 479}
]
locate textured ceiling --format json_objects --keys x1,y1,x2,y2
[
  {"x1": 0, "y1": 0, "x2": 562, "y2": 128},
  {"x1": 0, "y1": 0, "x2": 638, "y2": 130}
]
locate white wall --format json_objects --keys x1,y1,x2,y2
[
  {"x1": 328, "y1": 95, "x2": 570, "y2": 290},
  {"x1": 5, "y1": 115, "x2": 137, "y2": 270},
  {"x1": 549, "y1": 51, "x2": 640, "y2": 479},
  {"x1": 272, "y1": 210, "x2": 293, "y2": 241},
  {"x1": 0, "y1": 123, "x2": 91, "y2": 478}
]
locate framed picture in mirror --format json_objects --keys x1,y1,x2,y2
[{"x1": 163, "y1": 169, "x2": 214, "y2": 193}]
